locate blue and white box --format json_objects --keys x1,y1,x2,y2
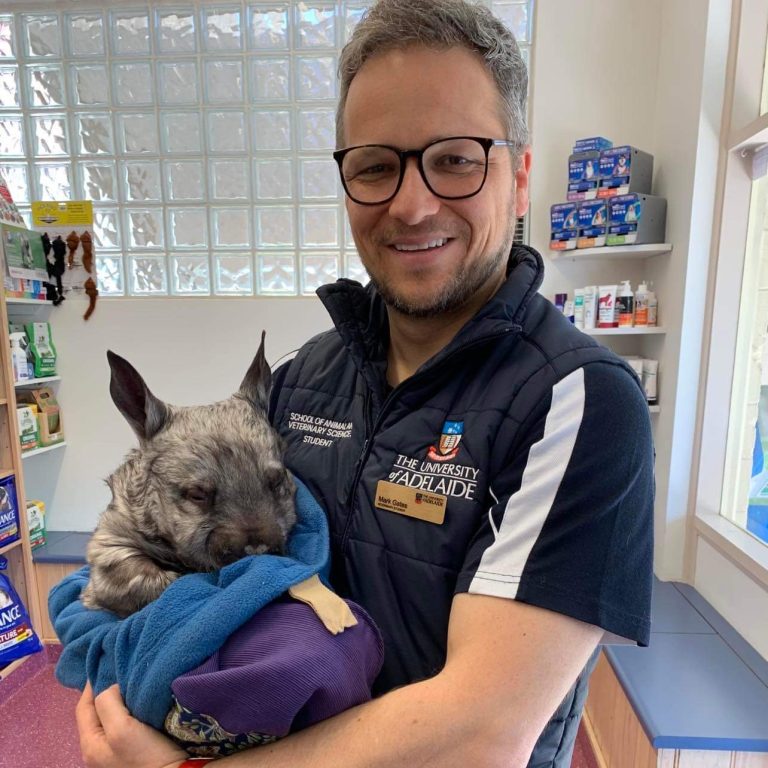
[
  {"x1": 607, "y1": 194, "x2": 667, "y2": 246},
  {"x1": 577, "y1": 200, "x2": 608, "y2": 248},
  {"x1": 573, "y1": 136, "x2": 613, "y2": 153},
  {"x1": 567, "y1": 151, "x2": 600, "y2": 201},
  {"x1": 550, "y1": 202, "x2": 579, "y2": 251},
  {"x1": 598, "y1": 146, "x2": 654, "y2": 198}
]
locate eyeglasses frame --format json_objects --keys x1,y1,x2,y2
[{"x1": 332, "y1": 135, "x2": 517, "y2": 206}]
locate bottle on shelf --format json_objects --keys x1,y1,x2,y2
[
  {"x1": 635, "y1": 281, "x2": 649, "y2": 326},
  {"x1": 617, "y1": 280, "x2": 635, "y2": 327},
  {"x1": 647, "y1": 283, "x2": 658, "y2": 326}
]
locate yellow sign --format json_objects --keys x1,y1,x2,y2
[{"x1": 31, "y1": 201, "x2": 93, "y2": 228}]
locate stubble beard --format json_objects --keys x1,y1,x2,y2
[{"x1": 367, "y1": 221, "x2": 516, "y2": 319}]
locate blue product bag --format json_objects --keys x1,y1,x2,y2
[{"x1": 0, "y1": 555, "x2": 43, "y2": 664}]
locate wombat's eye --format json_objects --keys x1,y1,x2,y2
[
  {"x1": 184, "y1": 486, "x2": 214, "y2": 505},
  {"x1": 265, "y1": 467, "x2": 288, "y2": 493}
]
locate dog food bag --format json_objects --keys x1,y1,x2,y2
[
  {"x1": 0, "y1": 555, "x2": 43, "y2": 665},
  {"x1": 0, "y1": 475, "x2": 20, "y2": 548}
]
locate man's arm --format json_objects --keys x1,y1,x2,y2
[{"x1": 79, "y1": 594, "x2": 601, "y2": 768}]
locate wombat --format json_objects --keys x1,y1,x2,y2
[{"x1": 81, "y1": 333, "x2": 296, "y2": 618}]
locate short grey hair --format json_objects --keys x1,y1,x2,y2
[{"x1": 336, "y1": 0, "x2": 529, "y2": 151}]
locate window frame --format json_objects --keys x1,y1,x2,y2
[{"x1": 691, "y1": 0, "x2": 768, "y2": 585}]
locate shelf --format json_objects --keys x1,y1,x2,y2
[
  {"x1": 584, "y1": 326, "x2": 666, "y2": 336},
  {"x1": 15, "y1": 376, "x2": 61, "y2": 388},
  {"x1": 0, "y1": 654, "x2": 30, "y2": 681},
  {"x1": 0, "y1": 537, "x2": 22, "y2": 557},
  {"x1": 550, "y1": 243, "x2": 672, "y2": 260},
  {"x1": 0, "y1": 467, "x2": 14, "y2": 479},
  {"x1": 5, "y1": 297, "x2": 53, "y2": 306},
  {"x1": 21, "y1": 441, "x2": 66, "y2": 459}
]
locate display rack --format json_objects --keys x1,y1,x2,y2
[{"x1": 0, "y1": 291, "x2": 44, "y2": 677}]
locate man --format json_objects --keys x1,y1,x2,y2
[{"x1": 76, "y1": 1, "x2": 654, "y2": 766}]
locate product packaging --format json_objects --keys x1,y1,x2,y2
[
  {"x1": 16, "y1": 405, "x2": 40, "y2": 452},
  {"x1": 598, "y1": 285, "x2": 618, "y2": 328},
  {"x1": 0, "y1": 475, "x2": 20, "y2": 548},
  {"x1": 26, "y1": 500, "x2": 46, "y2": 550},
  {"x1": 573, "y1": 136, "x2": 613, "y2": 153},
  {"x1": 623, "y1": 356, "x2": 645, "y2": 381},
  {"x1": 576, "y1": 200, "x2": 608, "y2": 248},
  {"x1": 617, "y1": 280, "x2": 635, "y2": 327},
  {"x1": 598, "y1": 146, "x2": 654, "y2": 198},
  {"x1": 635, "y1": 281, "x2": 649, "y2": 326},
  {"x1": 583, "y1": 286, "x2": 598, "y2": 329},
  {"x1": 642, "y1": 359, "x2": 659, "y2": 404},
  {"x1": 564, "y1": 300, "x2": 575, "y2": 324},
  {"x1": 550, "y1": 203, "x2": 579, "y2": 250},
  {"x1": 573, "y1": 288, "x2": 585, "y2": 330},
  {"x1": 607, "y1": 194, "x2": 667, "y2": 246},
  {"x1": 17, "y1": 387, "x2": 64, "y2": 446},
  {"x1": 9, "y1": 332, "x2": 29, "y2": 383},
  {"x1": 554, "y1": 293, "x2": 567, "y2": 313},
  {"x1": 647, "y1": 285, "x2": 658, "y2": 326},
  {"x1": 0, "y1": 555, "x2": 43, "y2": 665},
  {"x1": 567, "y1": 152, "x2": 600, "y2": 201},
  {"x1": 24, "y1": 322, "x2": 57, "y2": 378}
]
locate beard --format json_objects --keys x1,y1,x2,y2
[{"x1": 366, "y1": 221, "x2": 516, "y2": 319}]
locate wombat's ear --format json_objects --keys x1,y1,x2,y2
[
  {"x1": 107, "y1": 351, "x2": 169, "y2": 442},
  {"x1": 238, "y1": 330, "x2": 271, "y2": 413}
]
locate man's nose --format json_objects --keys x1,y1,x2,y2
[{"x1": 387, "y1": 158, "x2": 441, "y2": 224}]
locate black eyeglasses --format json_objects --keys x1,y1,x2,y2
[{"x1": 333, "y1": 136, "x2": 516, "y2": 206}]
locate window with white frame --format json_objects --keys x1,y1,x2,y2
[
  {"x1": 705, "y1": 1, "x2": 768, "y2": 549},
  {"x1": 0, "y1": 1, "x2": 534, "y2": 297}
]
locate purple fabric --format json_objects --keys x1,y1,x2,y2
[{"x1": 170, "y1": 597, "x2": 383, "y2": 737}]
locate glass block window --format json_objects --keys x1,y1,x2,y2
[{"x1": 0, "y1": 1, "x2": 534, "y2": 296}]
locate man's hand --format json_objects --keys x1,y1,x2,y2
[{"x1": 76, "y1": 683, "x2": 188, "y2": 768}]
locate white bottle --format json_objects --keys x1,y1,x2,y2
[
  {"x1": 647, "y1": 283, "x2": 658, "y2": 327},
  {"x1": 10, "y1": 334, "x2": 29, "y2": 383},
  {"x1": 573, "y1": 288, "x2": 585, "y2": 329},
  {"x1": 635, "y1": 281, "x2": 649, "y2": 327}
]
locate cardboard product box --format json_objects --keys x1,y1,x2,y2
[
  {"x1": 26, "y1": 500, "x2": 46, "y2": 550},
  {"x1": 0, "y1": 475, "x2": 20, "y2": 548},
  {"x1": 598, "y1": 146, "x2": 654, "y2": 198},
  {"x1": 17, "y1": 404, "x2": 40, "y2": 452},
  {"x1": 573, "y1": 136, "x2": 613, "y2": 153},
  {"x1": 607, "y1": 194, "x2": 667, "y2": 246},
  {"x1": 17, "y1": 387, "x2": 63, "y2": 446}
]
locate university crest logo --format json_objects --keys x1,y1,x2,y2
[{"x1": 427, "y1": 421, "x2": 464, "y2": 462}]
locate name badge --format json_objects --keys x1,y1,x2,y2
[{"x1": 375, "y1": 480, "x2": 446, "y2": 525}]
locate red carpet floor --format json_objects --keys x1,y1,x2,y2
[{"x1": 0, "y1": 647, "x2": 599, "y2": 768}]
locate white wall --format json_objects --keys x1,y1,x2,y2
[{"x1": 22, "y1": 295, "x2": 329, "y2": 530}]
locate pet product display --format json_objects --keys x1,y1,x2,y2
[
  {"x1": 598, "y1": 145, "x2": 654, "y2": 198},
  {"x1": 567, "y1": 151, "x2": 600, "y2": 201},
  {"x1": 576, "y1": 199, "x2": 608, "y2": 248},
  {"x1": 550, "y1": 203, "x2": 579, "y2": 250},
  {"x1": 17, "y1": 387, "x2": 64, "y2": 446},
  {"x1": 607, "y1": 194, "x2": 667, "y2": 246},
  {"x1": 26, "y1": 500, "x2": 46, "y2": 550},
  {"x1": 0, "y1": 475, "x2": 20, "y2": 548},
  {"x1": 16, "y1": 405, "x2": 40, "y2": 452},
  {"x1": 24, "y1": 321, "x2": 57, "y2": 378},
  {"x1": 617, "y1": 280, "x2": 635, "y2": 327},
  {"x1": 0, "y1": 555, "x2": 43, "y2": 665}
]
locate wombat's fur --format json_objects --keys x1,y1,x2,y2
[{"x1": 81, "y1": 333, "x2": 296, "y2": 617}]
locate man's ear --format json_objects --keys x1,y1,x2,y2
[
  {"x1": 514, "y1": 146, "x2": 533, "y2": 218},
  {"x1": 106, "y1": 351, "x2": 169, "y2": 442},
  {"x1": 238, "y1": 331, "x2": 271, "y2": 413}
]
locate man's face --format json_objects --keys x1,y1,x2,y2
[{"x1": 341, "y1": 45, "x2": 531, "y2": 318}]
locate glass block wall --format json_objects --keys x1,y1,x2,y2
[{"x1": 0, "y1": 2, "x2": 533, "y2": 297}]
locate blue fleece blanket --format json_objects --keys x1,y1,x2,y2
[{"x1": 49, "y1": 477, "x2": 329, "y2": 729}]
